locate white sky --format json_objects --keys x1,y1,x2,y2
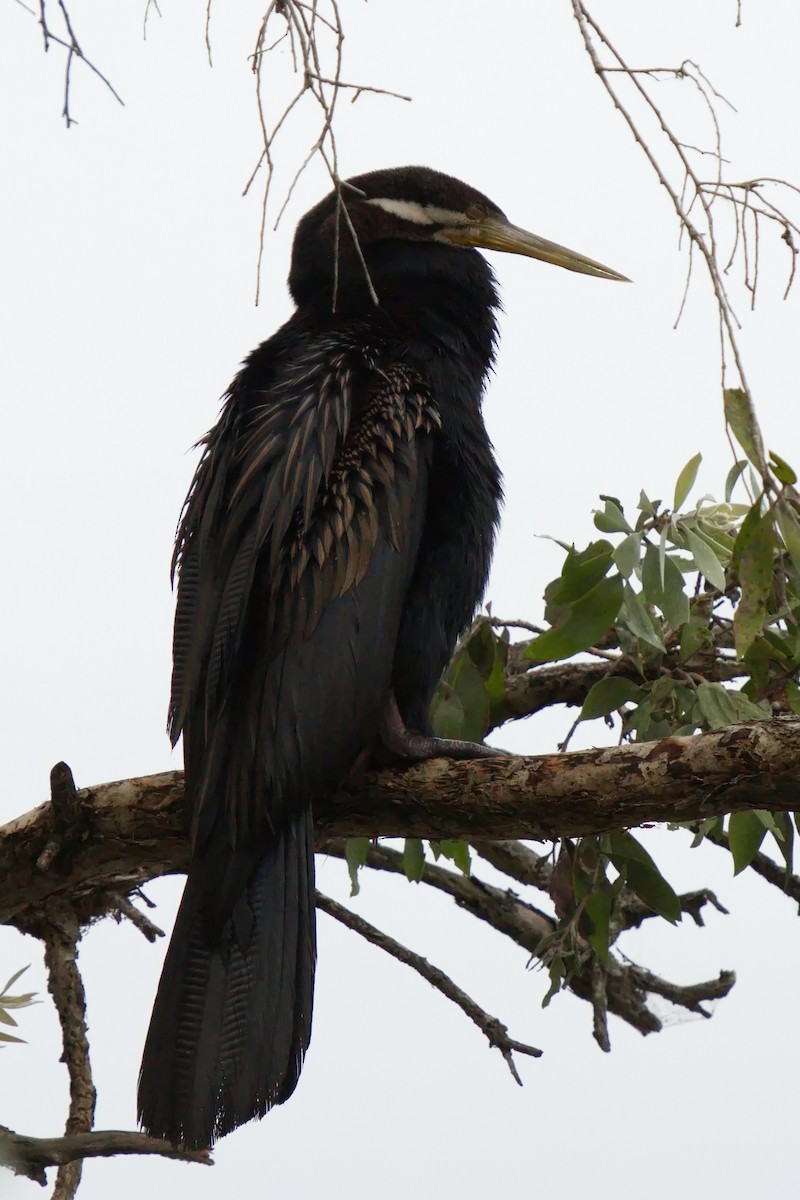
[{"x1": 1, "y1": 2, "x2": 799, "y2": 1197}]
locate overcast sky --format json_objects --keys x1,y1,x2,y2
[{"x1": 2, "y1": 3, "x2": 800, "y2": 1197}]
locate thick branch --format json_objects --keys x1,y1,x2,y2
[
  {"x1": 3, "y1": 720, "x2": 800, "y2": 927},
  {"x1": 496, "y1": 647, "x2": 744, "y2": 729},
  {"x1": 39, "y1": 916, "x2": 95, "y2": 1200}
]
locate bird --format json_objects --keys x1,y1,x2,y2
[{"x1": 137, "y1": 165, "x2": 626, "y2": 1149}]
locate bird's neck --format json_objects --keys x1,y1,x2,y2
[{"x1": 300, "y1": 242, "x2": 500, "y2": 378}]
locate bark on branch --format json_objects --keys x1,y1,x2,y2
[
  {"x1": 0, "y1": 1126, "x2": 211, "y2": 1185},
  {"x1": 2, "y1": 718, "x2": 799, "y2": 928}
]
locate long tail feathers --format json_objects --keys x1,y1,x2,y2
[{"x1": 137, "y1": 811, "x2": 316, "y2": 1148}]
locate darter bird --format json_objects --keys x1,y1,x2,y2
[{"x1": 137, "y1": 165, "x2": 627, "y2": 1148}]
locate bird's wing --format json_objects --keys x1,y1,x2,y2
[{"x1": 169, "y1": 342, "x2": 439, "y2": 871}]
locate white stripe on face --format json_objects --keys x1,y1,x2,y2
[{"x1": 365, "y1": 197, "x2": 467, "y2": 227}]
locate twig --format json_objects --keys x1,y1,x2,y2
[
  {"x1": 591, "y1": 957, "x2": 610, "y2": 1051},
  {"x1": 570, "y1": 2, "x2": 772, "y2": 485},
  {"x1": 315, "y1": 890, "x2": 542, "y2": 1084},
  {"x1": 625, "y1": 964, "x2": 735, "y2": 1016},
  {"x1": 142, "y1": 0, "x2": 162, "y2": 39},
  {"x1": 33, "y1": 0, "x2": 124, "y2": 126},
  {"x1": 109, "y1": 894, "x2": 164, "y2": 943},
  {"x1": 320, "y1": 839, "x2": 732, "y2": 1038},
  {"x1": 245, "y1": 0, "x2": 409, "y2": 304},
  {"x1": 0, "y1": 1126, "x2": 211, "y2": 1185},
  {"x1": 204, "y1": 0, "x2": 213, "y2": 66},
  {"x1": 36, "y1": 761, "x2": 87, "y2": 872}
]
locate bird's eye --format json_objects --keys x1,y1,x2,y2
[{"x1": 465, "y1": 203, "x2": 488, "y2": 220}]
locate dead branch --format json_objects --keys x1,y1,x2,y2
[
  {"x1": 3, "y1": 720, "x2": 800, "y2": 929},
  {"x1": 316, "y1": 891, "x2": 542, "y2": 1084},
  {"x1": 0, "y1": 1126, "x2": 211, "y2": 1186}
]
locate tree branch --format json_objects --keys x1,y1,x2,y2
[
  {"x1": 495, "y1": 643, "x2": 745, "y2": 729},
  {"x1": 0, "y1": 1126, "x2": 211, "y2": 1185},
  {"x1": 320, "y1": 840, "x2": 734, "y2": 1040},
  {"x1": 3, "y1": 720, "x2": 800, "y2": 928},
  {"x1": 315, "y1": 891, "x2": 542, "y2": 1085},
  {"x1": 39, "y1": 916, "x2": 95, "y2": 1200}
]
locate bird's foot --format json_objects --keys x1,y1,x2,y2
[{"x1": 378, "y1": 693, "x2": 508, "y2": 762}]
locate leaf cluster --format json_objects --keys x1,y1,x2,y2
[
  {"x1": 343, "y1": 441, "x2": 800, "y2": 998},
  {"x1": 0, "y1": 967, "x2": 37, "y2": 1047}
]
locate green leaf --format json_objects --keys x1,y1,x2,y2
[
  {"x1": 679, "y1": 614, "x2": 711, "y2": 662},
  {"x1": 583, "y1": 891, "x2": 611, "y2": 962},
  {"x1": 731, "y1": 504, "x2": 775, "y2": 658},
  {"x1": 450, "y1": 658, "x2": 491, "y2": 742},
  {"x1": 641, "y1": 546, "x2": 690, "y2": 629},
  {"x1": 554, "y1": 541, "x2": 614, "y2": 604},
  {"x1": 638, "y1": 490, "x2": 659, "y2": 517},
  {"x1": 620, "y1": 583, "x2": 666, "y2": 652},
  {"x1": 673, "y1": 452, "x2": 702, "y2": 511},
  {"x1": 594, "y1": 498, "x2": 632, "y2": 534},
  {"x1": 526, "y1": 574, "x2": 624, "y2": 663},
  {"x1": 684, "y1": 527, "x2": 727, "y2": 592},
  {"x1": 785, "y1": 680, "x2": 800, "y2": 716},
  {"x1": 579, "y1": 677, "x2": 645, "y2": 721},
  {"x1": 724, "y1": 387, "x2": 768, "y2": 477},
  {"x1": 613, "y1": 532, "x2": 642, "y2": 579},
  {"x1": 431, "y1": 684, "x2": 465, "y2": 740},
  {"x1": 725, "y1": 459, "x2": 748, "y2": 502},
  {"x1": 542, "y1": 954, "x2": 566, "y2": 1008},
  {"x1": 345, "y1": 837, "x2": 369, "y2": 898},
  {"x1": 0, "y1": 1008, "x2": 18, "y2": 1027},
  {"x1": 728, "y1": 810, "x2": 767, "y2": 874},
  {"x1": 696, "y1": 681, "x2": 767, "y2": 729},
  {"x1": 770, "y1": 450, "x2": 797, "y2": 487},
  {"x1": 607, "y1": 831, "x2": 681, "y2": 922},
  {"x1": 0, "y1": 1030, "x2": 25, "y2": 1045},
  {"x1": 768, "y1": 812, "x2": 794, "y2": 877},
  {"x1": 777, "y1": 500, "x2": 800, "y2": 576},
  {"x1": 403, "y1": 838, "x2": 426, "y2": 883},
  {"x1": 0, "y1": 966, "x2": 30, "y2": 996},
  {"x1": 437, "y1": 840, "x2": 471, "y2": 875}
]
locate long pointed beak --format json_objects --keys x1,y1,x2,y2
[{"x1": 442, "y1": 215, "x2": 630, "y2": 282}]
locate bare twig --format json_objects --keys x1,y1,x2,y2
[
  {"x1": 315, "y1": 890, "x2": 542, "y2": 1084},
  {"x1": 33, "y1": 0, "x2": 124, "y2": 126},
  {"x1": 109, "y1": 894, "x2": 164, "y2": 943},
  {"x1": 142, "y1": 0, "x2": 162, "y2": 39},
  {"x1": 591, "y1": 957, "x2": 610, "y2": 1051},
  {"x1": 570, "y1": 3, "x2": 777, "y2": 486},
  {"x1": 625, "y1": 963, "x2": 735, "y2": 1016},
  {"x1": 244, "y1": 1, "x2": 410, "y2": 303},
  {"x1": 204, "y1": 0, "x2": 213, "y2": 66}
]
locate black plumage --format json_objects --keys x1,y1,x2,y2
[{"x1": 137, "y1": 166, "x2": 625, "y2": 1148}]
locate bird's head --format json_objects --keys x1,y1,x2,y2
[{"x1": 288, "y1": 165, "x2": 628, "y2": 308}]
